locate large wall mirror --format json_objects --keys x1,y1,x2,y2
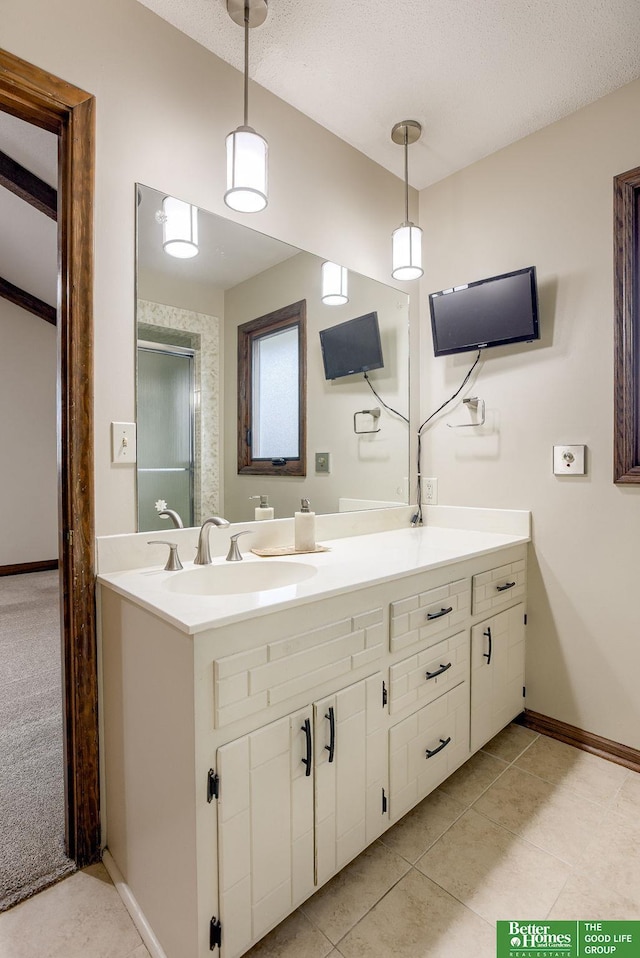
[{"x1": 136, "y1": 184, "x2": 410, "y2": 530}]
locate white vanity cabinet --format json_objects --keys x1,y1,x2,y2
[
  {"x1": 470, "y1": 603, "x2": 526, "y2": 752},
  {"x1": 99, "y1": 532, "x2": 528, "y2": 958},
  {"x1": 215, "y1": 674, "x2": 387, "y2": 958}
]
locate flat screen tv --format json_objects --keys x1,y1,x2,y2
[
  {"x1": 429, "y1": 266, "x2": 539, "y2": 357},
  {"x1": 319, "y1": 311, "x2": 384, "y2": 380}
]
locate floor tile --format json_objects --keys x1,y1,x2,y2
[
  {"x1": 0, "y1": 863, "x2": 143, "y2": 958},
  {"x1": 243, "y1": 909, "x2": 333, "y2": 958},
  {"x1": 127, "y1": 946, "x2": 151, "y2": 958},
  {"x1": 337, "y1": 869, "x2": 495, "y2": 958},
  {"x1": 379, "y1": 789, "x2": 465, "y2": 864},
  {"x1": 514, "y1": 736, "x2": 628, "y2": 804},
  {"x1": 416, "y1": 808, "x2": 570, "y2": 924},
  {"x1": 437, "y1": 750, "x2": 508, "y2": 807},
  {"x1": 576, "y1": 810, "x2": 640, "y2": 903},
  {"x1": 480, "y1": 723, "x2": 538, "y2": 764},
  {"x1": 473, "y1": 765, "x2": 603, "y2": 863},
  {"x1": 548, "y1": 867, "x2": 640, "y2": 920},
  {"x1": 301, "y1": 841, "x2": 409, "y2": 944},
  {"x1": 610, "y1": 769, "x2": 640, "y2": 823}
]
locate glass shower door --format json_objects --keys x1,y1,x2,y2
[{"x1": 137, "y1": 342, "x2": 195, "y2": 531}]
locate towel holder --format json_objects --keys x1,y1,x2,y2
[
  {"x1": 354, "y1": 407, "x2": 381, "y2": 434},
  {"x1": 447, "y1": 397, "x2": 485, "y2": 428}
]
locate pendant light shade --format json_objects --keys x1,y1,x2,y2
[
  {"x1": 391, "y1": 120, "x2": 423, "y2": 281},
  {"x1": 224, "y1": 0, "x2": 269, "y2": 213},
  {"x1": 225, "y1": 126, "x2": 268, "y2": 213},
  {"x1": 391, "y1": 224, "x2": 422, "y2": 281},
  {"x1": 321, "y1": 261, "x2": 349, "y2": 305},
  {"x1": 160, "y1": 196, "x2": 199, "y2": 259}
]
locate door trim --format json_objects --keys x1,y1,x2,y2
[{"x1": 0, "y1": 48, "x2": 99, "y2": 865}]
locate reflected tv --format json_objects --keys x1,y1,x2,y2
[
  {"x1": 429, "y1": 266, "x2": 539, "y2": 357},
  {"x1": 319, "y1": 311, "x2": 384, "y2": 380}
]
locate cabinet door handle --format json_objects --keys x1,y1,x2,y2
[
  {"x1": 301, "y1": 718, "x2": 312, "y2": 776},
  {"x1": 324, "y1": 706, "x2": 336, "y2": 763},
  {"x1": 496, "y1": 581, "x2": 516, "y2": 592},
  {"x1": 425, "y1": 736, "x2": 451, "y2": 759},
  {"x1": 483, "y1": 626, "x2": 492, "y2": 665},
  {"x1": 425, "y1": 662, "x2": 452, "y2": 680},
  {"x1": 426, "y1": 606, "x2": 453, "y2": 621}
]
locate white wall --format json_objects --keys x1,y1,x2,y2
[
  {"x1": 0, "y1": 299, "x2": 57, "y2": 564},
  {"x1": 3, "y1": 0, "x2": 418, "y2": 539},
  {"x1": 419, "y1": 77, "x2": 640, "y2": 749}
]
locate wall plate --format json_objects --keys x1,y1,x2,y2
[
  {"x1": 553, "y1": 444, "x2": 586, "y2": 475},
  {"x1": 111, "y1": 421, "x2": 137, "y2": 464},
  {"x1": 315, "y1": 452, "x2": 330, "y2": 474}
]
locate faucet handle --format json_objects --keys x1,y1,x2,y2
[
  {"x1": 226, "y1": 531, "x2": 253, "y2": 562},
  {"x1": 148, "y1": 540, "x2": 183, "y2": 571}
]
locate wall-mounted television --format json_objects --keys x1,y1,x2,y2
[
  {"x1": 429, "y1": 266, "x2": 539, "y2": 357},
  {"x1": 319, "y1": 311, "x2": 384, "y2": 380}
]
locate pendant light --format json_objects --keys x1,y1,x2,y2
[
  {"x1": 321, "y1": 261, "x2": 349, "y2": 305},
  {"x1": 391, "y1": 120, "x2": 423, "y2": 281},
  {"x1": 224, "y1": 0, "x2": 269, "y2": 213},
  {"x1": 157, "y1": 196, "x2": 199, "y2": 259}
]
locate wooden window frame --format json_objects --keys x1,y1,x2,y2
[
  {"x1": 237, "y1": 300, "x2": 306, "y2": 477},
  {"x1": 614, "y1": 165, "x2": 640, "y2": 483}
]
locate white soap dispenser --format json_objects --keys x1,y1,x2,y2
[
  {"x1": 294, "y1": 498, "x2": 316, "y2": 552},
  {"x1": 250, "y1": 495, "x2": 274, "y2": 521}
]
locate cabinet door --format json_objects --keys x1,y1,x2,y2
[
  {"x1": 471, "y1": 603, "x2": 525, "y2": 753},
  {"x1": 216, "y1": 708, "x2": 314, "y2": 958},
  {"x1": 314, "y1": 674, "x2": 387, "y2": 888}
]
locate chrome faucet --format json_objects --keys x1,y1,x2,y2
[
  {"x1": 157, "y1": 508, "x2": 184, "y2": 529},
  {"x1": 194, "y1": 516, "x2": 230, "y2": 565}
]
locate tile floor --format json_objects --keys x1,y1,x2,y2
[{"x1": 2, "y1": 726, "x2": 639, "y2": 958}]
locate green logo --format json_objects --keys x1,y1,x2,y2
[{"x1": 497, "y1": 921, "x2": 640, "y2": 958}]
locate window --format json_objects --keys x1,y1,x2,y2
[
  {"x1": 238, "y1": 300, "x2": 306, "y2": 476},
  {"x1": 613, "y1": 166, "x2": 640, "y2": 483}
]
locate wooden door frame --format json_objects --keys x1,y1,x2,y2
[{"x1": 0, "y1": 48, "x2": 99, "y2": 866}]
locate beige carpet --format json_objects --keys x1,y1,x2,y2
[{"x1": 0, "y1": 570, "x2": 75, "y2": 911}]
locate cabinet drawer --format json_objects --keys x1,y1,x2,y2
[
  {"x1": 388, "y1": 630, "x2": 469, "y2": 716},
  {"x1": 389, "y1": 578, "x2": 470, "y2": 654},
  {"x1": 213, "y1": 608, "x2": 384, "y2": 727},
  {"x1": 388, "y1": 682, "x2": 470, "y2": 822},
  {"x1": 472, "y1": 559, "x2": 526, "y2": 615}
]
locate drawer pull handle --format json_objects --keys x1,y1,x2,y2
[
  {"x1": 426, "y1": 606, "x2": 453, "y2": 621},
  {"x1": 483, "y1": 626, "x2": 492, "y2": 665},
  {"x1": 324, "y1": 706, "x2": 336, "y2": 763},
  {"x1": 425, "y1": 662, "x2": 452, "y2": 680},
  {"x1": 426, "y1": 736, "x2": 452, "y2": 759},
  {"x1": 496, "y1": 581, "x2": 516, "y2": 592},
  {"x1": 301, "y1": 718, "x2": 312, "y2": 776}
]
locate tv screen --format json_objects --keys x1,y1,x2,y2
[
  {"x1": 429, "y1": 266, "x2": 539, "y2": 357},
  {"x1": 319, "y1": 311, "x2": 384, "y2": 380}
]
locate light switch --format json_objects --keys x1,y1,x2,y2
[
  {"x1": 111, "y1": 422, "x2": 137, "y2": 464},
  {"x1": 553, "y1": 444, "x2": 586, "y2": 475},
  {"x1": 315, "y1": 452, "x2": 330, "y2": 473}
]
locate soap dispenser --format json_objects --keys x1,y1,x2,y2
[
  {"x1": 294, "y1": 498, "x2": 316, "y2": 552},
  {"x1": 250, "y1": 494, "x2": 274, "y2": 521}
]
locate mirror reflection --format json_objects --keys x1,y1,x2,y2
[{"x1": 136, "y1": 184, "x2": 410, "y2": 531}]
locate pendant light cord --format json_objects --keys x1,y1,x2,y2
[
  {"x1": 243, "y1": 2, "x2": 250, "y2": 127},
  {"x1": 403, "y1": 126, "x2": 409, "y2": 224}
]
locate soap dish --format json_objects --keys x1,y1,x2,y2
[{"x1": 251, "y1": 544, "x2": 331, "y2": 557}]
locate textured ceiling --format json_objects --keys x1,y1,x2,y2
[{"x1": 135, "y1": 0, "x2": 640, "y2": 189}]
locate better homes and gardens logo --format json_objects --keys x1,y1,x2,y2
[{"x1": 497, "y1": 921, "x2": 640, "y2": 958}]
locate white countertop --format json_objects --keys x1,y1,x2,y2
[{"x1": 97, "y1": 522, "x2": 530, "y2": 635}]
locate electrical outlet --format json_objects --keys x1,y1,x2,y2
[{"x1": 423, "y1": 477, "x2": 438, "y2": 504}]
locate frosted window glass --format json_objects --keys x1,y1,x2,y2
[{"x1": 252, "y1": 326, "x2": 299, "y2": 459}]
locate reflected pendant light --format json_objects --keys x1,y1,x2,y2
[
  {"x1": 158, "y1": 196, "x2": 199, "y2": 259},
  {"x1": 321, "y1": 261, "x2": 349, "y2": 305},
  {"x1": 391, "y1": 120, "x2": 423, "y2": 281},
  {"x1": 224, "y1": 0, "x2": 269, "y2": 213}
]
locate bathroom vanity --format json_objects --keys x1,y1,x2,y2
[{"x1": 97, "y1": 509, "x2": 529, "y2": 958}]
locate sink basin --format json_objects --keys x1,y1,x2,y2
[{"x1": 164, "y1": 560, "x2": 317, "y2": 596}]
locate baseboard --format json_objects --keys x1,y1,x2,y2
[
  {"x1": 516, "y1": 709, "x2": 640, "y2": 774},
  {"x1": 0, "y1": 559, "x2": 58, "y2": 577},
  {"x1": 102, "y1": 849, "x2": 168, "y2": 958}
]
